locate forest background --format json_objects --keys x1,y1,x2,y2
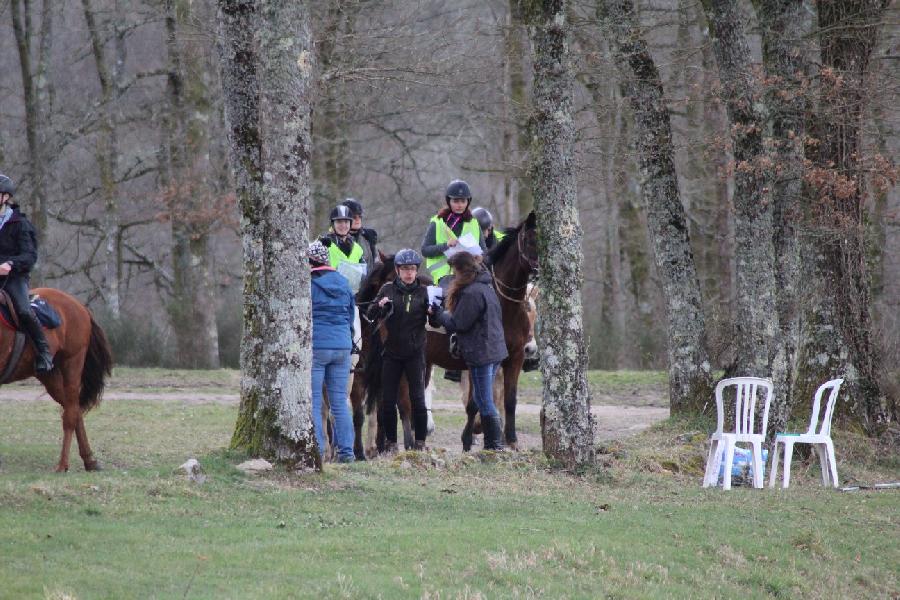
[{"x1": 0, "y1": 0, "x2": 896, "y2": 397}]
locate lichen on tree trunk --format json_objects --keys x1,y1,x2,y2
[
  {"x1": 217, "y1": 0, "x2": 320, "y2": 469},
  {"x1": 598, "y1": 0, "x2": 714, "y2": 413},
  {"x1": 521, "y1": 0, "x2": 594, "y2": 468}
]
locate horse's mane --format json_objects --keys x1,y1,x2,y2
[{"x1": 486, "y1": 212, "x2": 538, "y2": 267}]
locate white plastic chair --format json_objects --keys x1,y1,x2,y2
[
  {"x1": 769, "y1": 378, "x2": 843, "y2": 489},
  {"x1": 703, "y1": 377, "x2": 773, "y2": 490}
]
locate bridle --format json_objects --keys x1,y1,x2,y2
[{"x1": 490, "y1": 228, "x2": 539, "y2": 304}]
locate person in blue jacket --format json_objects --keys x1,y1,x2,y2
[{"x1": 309, "y1": 239, "x2": 356, "y2": 463}]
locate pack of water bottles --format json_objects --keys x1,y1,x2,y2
[{"x1": 718, "y1": 446, "x2": 769, "y2": 486}]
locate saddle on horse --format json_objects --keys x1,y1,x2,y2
[{"x1": 0, "y1": 290, "x2": 60, "y2": 378}]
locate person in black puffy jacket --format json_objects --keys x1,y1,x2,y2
[
  {"x1": 0, "y1": 174, "x2": 53, "y2": 373},
  {"x1": 366, "y1": 249, "x2": 431, "y2": 452},
  {"x1": 429, "y1": 251, "x2": 508, "y2": 450}
]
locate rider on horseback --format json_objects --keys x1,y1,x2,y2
[
  {"x1": 472, "y1": 207, "x2": 505, "y2": 250},
  {"x1": 341, "y1": 198, "x2": 378, "y2": 272},
  {"x1": 0, "y1": 174, "x2": 53, "y2": 373},
  {"x1": 420, "y1": 180, "x2": 486, "y2": 288},
  {"x1": 421, "y1": 180, "x2": 486, "y2": 383},
  {"x1": 320, "y1": 204, "x2": 366, "y2": 272}
]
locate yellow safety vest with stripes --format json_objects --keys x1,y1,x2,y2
[
  {"x1": 425, "y1": 215, "x2": 481, "y2": 282},
  {"x1": 328, "y1": 239, "x2": 364, "y2": 270}
]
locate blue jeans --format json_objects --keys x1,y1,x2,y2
[
  {"x1": 311, "y1": 348, "x2": 355, "y2": 462},
  {"x1": 469, "y1": 362, "x2": 501, "y2": 418}
]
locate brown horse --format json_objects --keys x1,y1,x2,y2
[
  {"x1": 355, "y1": 212, "x2": 538, "y2": 454},
  {"x1": 425, "y1": 211, "x2": 538, "y2": 450},
  {"x1": 1, "y1": 288, "x2": 112, "y2": 471}
]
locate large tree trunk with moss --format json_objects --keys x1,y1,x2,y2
[
  {"x1": 217, "y1": 0, "x2": 319, "y2": 468},
  {"x1": 521, "y1": 0, "x2": 594, "y2": 468},
  {"x1": 753, "y1": 0, "x2": 808, "y2": 439},
  {"x1": 797, "y1": 0, "x2": 894, "y2": 430},
  {"x1": 701, "y1": 0, "x2": 779, "y2": 383},
  {"x1": 163, "y1": 0, "x2": 220, "y2": 368},
  {"x1": 598, "y1": 0, "x2": 714, "y2": 413}
]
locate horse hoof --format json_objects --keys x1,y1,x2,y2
[
  {"x1": 86, "y1": 460, "x2": 103, "y2": 471},
  {"x1": 55, "y1": 465, "x2": 69, "y2": 473}
]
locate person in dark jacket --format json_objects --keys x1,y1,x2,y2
[
  {"x1": 429, "y1": 251, "x2": 508, "y2": 450},
  {"x1": 309, "y1": 239, "x2": 356, "y2": 463},
  {"x1": 341, "y1": 198, "x2": 378, "y2": 272},
  {"x1": 367, "y1": 249, "x2": 431, "y2": 452},
  {"x1": 0, "y1": 174, "x2": 53, "y2": 373}
]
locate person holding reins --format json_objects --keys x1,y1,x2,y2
[{"x1": 367, "y1": 249, "x2": 431, "y2": 452}]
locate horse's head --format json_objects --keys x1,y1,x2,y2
[
  {"x1": 486, "y1": 210, "x2": 539, "y2": 283},
  {"x1": 357, "y1": 256, "x2": 394, "y2": 305}
]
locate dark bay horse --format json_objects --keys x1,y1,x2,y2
[
  {"x1": 1, "y1": 288, "x2": 112, "y2": 471},
  {"x1": 426, "y1": 211, "x2": 538, "y2": 450},
  {"x1": 356, "y1": 212, "x2": 538, "y2": 453}
]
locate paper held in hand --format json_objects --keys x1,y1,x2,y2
[
  {"x1": 444, "y1": 232, "x2": 482, "y2": 258},
  {"x1": 337, "y1": 261, "x2": 367, "y2": 293},
  {"x1": 427, "y1": 285, "x2": 443, "y2": 306}
]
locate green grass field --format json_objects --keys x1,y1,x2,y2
[{"x1": 1, "y1": 371, "x2": 898, "y2": 599}]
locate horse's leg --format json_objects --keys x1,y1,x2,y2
[
  {"x1": 350, "y1": 371, "x2": 367, "y2": 460},
  {"x1": 459, "y1": 371, "x2": 482, "y2": 434},
  {"x1": 494, "y1": 369, "x2": 505, "y2": 432},
  {"x1": 399, "y1": 376, "x2": 413, "y2": 450},
  {"x1": 461, "y1": 385, "x2": 478, "y2": 452},
  {"x1": 502, "y1": 356, "x2": 523, "y2": 450},
  {"x1": 424, "y1": 365, "x2": 435, "y2": 436},
  {"x1": 42, "y1": 369, "x2": 75, "y2": 472}
]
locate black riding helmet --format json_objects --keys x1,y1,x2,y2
[
  {"x1": 0, "y1": 174, "x2": 16, "y2": 196},
  {"x1": 330, "y1": 204, "x2": 353, "y2": 222},
  {"x1": 341, "y1": 198, "x2": 363, "y2": 217},
  {"x1": 471, "y1": 207, "x2": 493, "y2": 230},
  {"x1": 444, "y1": 179, "x2": 472, "y2": 209}
]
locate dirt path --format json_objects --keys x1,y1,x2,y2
[{"x1": 1, "y1": 388, "x2": 668, "y2": 453}]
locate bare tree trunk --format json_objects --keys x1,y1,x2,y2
[
  {"x1": 598, "y1": 0, "x2": 714, "y2": 412},
  {"x1": 506, "y1": 0, "x2": 532, "y2": 220},
  {"x1": 163, "y1": 0, "x2": 220, "y2": 368},
  {"x1": 82, "y1": 0, "x2": 122, "y2": 320},
  {"x1": 753, "y1": 0, "x2": 808, "y2": 439},
  {"x1": 521, "y1": 0, "x2": 594, "y2": 468},
  {"x1": 701, "y1": 0, "x2": 779, "y2": 380},
  {"x1": 218, "y1": 0, "x2": 319, "y2": 468},
  {"x1": 800, "y1": 0, "x2": 894, "y2": 430},
  {"x1": 11, "y1": 0, "x2": 52, "y2": 252}
]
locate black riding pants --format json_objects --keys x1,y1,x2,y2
[
  {"x1": 4, "y1": 275, "x2": 34, "y2": 319},
  {"x1": 380, "y1": 351, "x2": 428, "y2": 444}
]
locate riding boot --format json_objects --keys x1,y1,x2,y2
[
  {"x1": 20, "y1": 312, "x2": 53, "y2": 374},
  {"x1": 483, "y1": 415, "x2": 505, "y2": 451}
]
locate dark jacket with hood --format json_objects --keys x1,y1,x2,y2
[
  {"x1": 433, "y1": 269, "x2": 507, "y2": 367},
  {"x1": 367, "y1": 278, "x2": 429, "y2": 358},
  {"x1": 311, "y1": 267, "x2": 355, "y2": 350},
  {"x1": 0, "y1": 204, "x2": 38, "y2": 277}
]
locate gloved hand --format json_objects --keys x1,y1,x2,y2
[{"x1": 428, "y1": 303, "x2": 444, "y2": 328}]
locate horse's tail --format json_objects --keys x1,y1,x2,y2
[
  {"x1": 80, "y1": 313, "x2": 113, "y2": 412},
  {"x1": 364, "y1": 332, "x2": 383, "y2": 414}
]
